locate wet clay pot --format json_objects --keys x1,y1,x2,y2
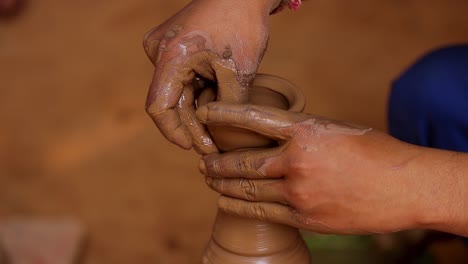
[{"x1": 198, "y1": 74, "x2": 311, "y2": 264}]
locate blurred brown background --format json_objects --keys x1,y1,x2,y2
[{"x1": 1, "y1": 0, "x2": 468, "y2": 263}]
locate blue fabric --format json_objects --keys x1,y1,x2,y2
[
  {"x1": 389, "y1": 45, "x2": 468, "y2": 151},
  {"x1": 388, "y1": 45, "x2": 468, "y2": 241}
]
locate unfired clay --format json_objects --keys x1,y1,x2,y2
[{"x1": 197, "y1": 74, "x2": 311, "y2": 263}]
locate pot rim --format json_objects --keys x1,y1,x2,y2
[{"x1": 253, "y1": 74, "x2": 305, "y2": 113}]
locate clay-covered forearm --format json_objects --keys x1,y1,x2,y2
[{"x1": 413, "y1": 149, "x2": 468, "y2": 237}]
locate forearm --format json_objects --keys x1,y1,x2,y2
[
  {"x1": 195, "y1": 0, "x2": 282, "y2": 16},
  {"x1": 411, "y1": 147, "x2": 468, "y2": 237}
]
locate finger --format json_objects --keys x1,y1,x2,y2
[
  {"x1": 218, "y1": 196, "x2": 298, "y2": 228},
  {"x1": 143, "y1": 26, "x2": 161, "y2": 65},
  {"x1": 172, "y1": 54, "x2": 230, "y2": 154},
  {"x1": 196, "y1": 102, "x2": 304, "y2": 140},
  {"x1": 210, "y1": 59, "x2": 249, "y2": 103},
  {"x1": 145, "y1": 52, "x2": 220, "y2": 150},
  {"x1": 206, "y1": 177, "x2": 287, "y2": 204},
  {"x1": 146, "y1": 64, "x2": 193, "y2": 149},
  {"x1": 177, "y1": 88, "x2": 218, "y2": 155},
  {"x1": 200, "y1": 147, "x2": 286, "y2": 179}
]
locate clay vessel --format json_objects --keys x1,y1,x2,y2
[{"x1": 198, "y1": 74, "x2": 311, "y2": 263}]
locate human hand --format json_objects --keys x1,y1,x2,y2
[
  {"x1": 143, "y1": 0, "x2": 280, "y2": 154},
  {"x1": 196, "y1": 102, "x2": 428, "y2": 235}
]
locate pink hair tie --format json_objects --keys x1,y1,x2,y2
[{"x1": 288, "y1": 0, "x2": 302, "y2": 11}]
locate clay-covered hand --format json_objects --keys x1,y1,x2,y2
[
  {"x1": 143, "y1": 0, "x2": 280, "y2": 154},
  {"x1": 196, "y1": 102, "x2": 430, "y2": 235}
]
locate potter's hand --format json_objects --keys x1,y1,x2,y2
[
  {"x1": 196, "y1": 102, "x2": 466, "y2": 235},
  {"x1": 143, "y1": 0, "x2": 281, "y2": 154}
]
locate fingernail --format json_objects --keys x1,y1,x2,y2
[
  {"x1": 205, "y1": 176, "x2": 213, "y2": 186},
  {"x1": 199, "y1": 159, "x2": 207, "y2": 174},
  {"x1": 218, "y1": 196, "x2": 228, "y2": 209},
  {"x1": 196, "y1": 105, "x2": 208, "y2": 123}
]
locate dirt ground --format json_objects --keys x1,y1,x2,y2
[{"x1": 1, "y1": 0, "x2": 468, "y2": 263}]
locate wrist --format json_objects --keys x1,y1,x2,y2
[
  {"x1": 241, "y1": 0, "x2": 283, "y2": 14},
  {"x1": 244, "y1": 0, "x2": 283, "y2": 15},
  {"x1": 411, "y1": 149, "x2": 468, "y2": 236},
  {"x1": 267, "y1": 0, "x2": 284, "y2": 13},
  {"x1": 195, "y1": 0, "x2": 281, "y2": 16}
]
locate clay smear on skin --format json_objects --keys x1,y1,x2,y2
[
  {"x1": 286, "y1": 118, "x2": 372, "y2": 152},
  {"x1": 297, "y1": 118, "x2": 372, "y2": 137},
  {"x1": 257, "y1": 153, "x2": 283, "y2": 178},
  {"x1": 144, "y1": 25, "x2": 184, "y2": 64},
  {"x1": 290, "y1": 210, "x2": 382, "y2": 234},
  {"x1": 156, "y1": 25, "x2": 184, "y2": 64}
]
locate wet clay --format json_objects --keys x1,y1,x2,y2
[
  {"x1": 197, "y1": 74, "x2": 311, "y2": 263},
  {"x1": 197, "y1": 74, "x2": 305, "y2": 152},
  {"x1": 203, "y1": 211, "x2": 310, "y2": 264}
]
